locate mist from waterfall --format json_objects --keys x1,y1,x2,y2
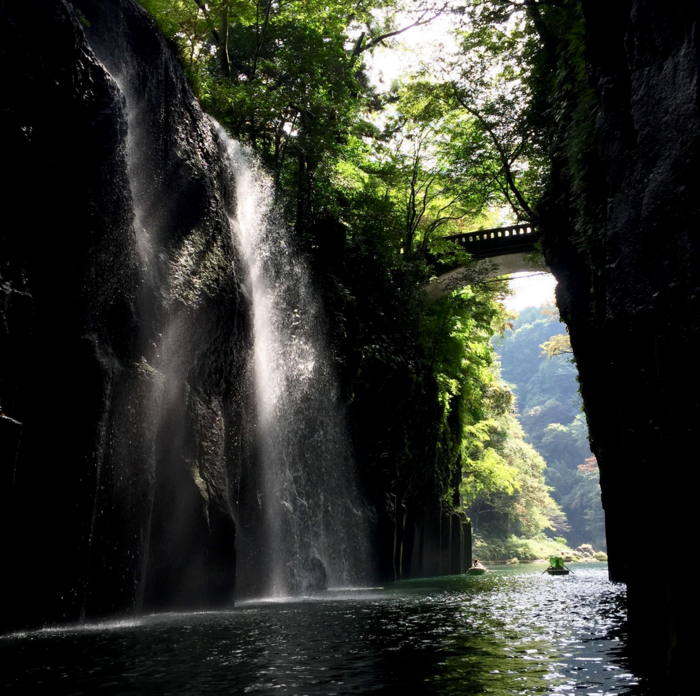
[
  {"x1": 79, "y1": 57, "x2": 167, "y2": 617},
  {"x1": 78, "y1": 33, "x2": 202, "y2": 616},
  {"x1": 213, "y1": 121, "x2": 370, "y2": 597}
]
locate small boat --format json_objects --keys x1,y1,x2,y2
[
  {"x1": 467, "y1": 566, "x2": 487, "y2": 575},
  {"x1": 544, "y1": 555, "x2": 571, "y2": 576},
  {"x1": 467, "y1": 560, "x2": 488, "y2": 575}
]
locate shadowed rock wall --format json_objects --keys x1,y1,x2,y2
[
  {"x1": 541, "y1": 2, "x2": 699, "y2": 690},
  {"x1": 0, "y1": 0, "x2": 247, "y2": 631}
]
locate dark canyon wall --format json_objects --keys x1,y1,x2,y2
[
  {"x1": 0, "y1": 0, "x2": 246, "y2": 630},
  {"x1": 541, "y1": 2, "x2": 699, "y2": 690}
]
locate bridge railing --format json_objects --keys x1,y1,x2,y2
[{"x1": 442, "y1": 223, "x2": 538, "y2": 259}]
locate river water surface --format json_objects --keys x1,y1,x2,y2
[{"x1": 2, "y1": 563, "x2": 647, "y2": 695}]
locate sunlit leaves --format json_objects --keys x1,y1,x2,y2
[
  {"x1": 540, "y1": 332, "x2": 572, "y2": 358},
  {"x1": 461, "y1": 409, "x2": 565, "y2": 538}
]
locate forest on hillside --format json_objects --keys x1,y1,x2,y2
[
  {"x1": 135, "y1": 0, "x2": 600, "y2": 562},
  {"x1": 495, "y1": 304, "x2": 605, "y2": 552}
]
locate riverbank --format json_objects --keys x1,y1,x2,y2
[{"x1": 473, "y1": 534, "x2": 608, "y2": 565}]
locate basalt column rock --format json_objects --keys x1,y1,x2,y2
[
  {"x1": 398, "y1": 503, "x2": 469, "y2": 580},
  {"x1": 540, "y1": 2, "x2": 699, "y2": 690}
]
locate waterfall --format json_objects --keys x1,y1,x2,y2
[{"x1": 213, "y1": 121, "x2": 370, "y2": 597}]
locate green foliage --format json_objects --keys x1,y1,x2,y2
[
  {"x1": 462, "y1": 407, "x2": 565, "y2": 543},
  {"x1": 138, "y1": 0, "x2": 545, "y2": 238},
  {"x1": 563, "y1": 456, "x2": 606, "y2": 549},
  {"x1": 138, "y1": 0, "x2": 372, "y2": 227},
  {"x1": 75, "y1": 8, "x2": 91, "y2": 27},
  {"x1": 473, "y1": 533, "x2": 573, "y2": 564},
  {"x1": 402, "y1": 278, "x2": 512, "y2": 504},
  {"x1": 540, "y1": 332, "x2": 572, "y2": 358}
]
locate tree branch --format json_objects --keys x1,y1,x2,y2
[
  {"x1": 220, "y1": 0, "x2": 231, "y2": 77},
  {"x1": 353, "y1": 6, "x2": 448, "y2": 56},
  {"x1": 252, "y1": 0, "x2": 274, "y2": 78},
  {"x1": 193, "y1": 0, "x2": 220, "y2": 43},
  {"x1": 451, "y1": 84, "x2": 535, "y2": 221}
]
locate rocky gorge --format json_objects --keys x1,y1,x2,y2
[
  {"x1": 540, "y1": 1, "x2": 700, "y2": 689},
  {"x1": 1, "y1": 0, "x2": 468, "y2": 628},
  {"x1": 1, "y1": 0, "x2": 246, "y2": 626},
  {"x1": 1, "y1": 0, "x2": 698, "y2": 691}
]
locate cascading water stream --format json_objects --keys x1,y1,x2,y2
[
  {"x1": 77, "y1": 23, "x2": 191, "y2": 615},
  {"x1": 214, "y1": 121, "x2": 370, "y2": 597}
]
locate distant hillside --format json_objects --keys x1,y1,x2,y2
[{"x1": 495, "y1": 305, "x2": 606, "y2": 550}]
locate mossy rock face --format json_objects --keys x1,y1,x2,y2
[{"x1": 593, "y1": 551, "x2": 608, "y2": 562}]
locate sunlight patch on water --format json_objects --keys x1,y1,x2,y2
[
  {"x1": 2, "y1": 617, "x2": 145, "y2": 640},
  {"x1": 236, "y1": 587, "x2": 387, "y2": 607}
]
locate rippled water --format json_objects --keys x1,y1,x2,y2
[{"x1": 1, "y1": 564, "x2": 647, "y2": 695}]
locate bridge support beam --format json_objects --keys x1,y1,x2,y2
[{"x1": 423, "y1": 253, "x2": 544, "y2": 300}]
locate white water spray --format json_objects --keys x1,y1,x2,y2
[{"x1": 214, "y1": 121, "x2": 369, "y2": 596}]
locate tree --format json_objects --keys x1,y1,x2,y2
[
  {"x1": 540, "y1": 332, "x2": 572, "y2": 357},
  {"x1": 564, "y1": 456, "x2": 606, "y2": 550},
  {"x1": 432, "y1": 4, "x2": 547, "y2": 222},
  {"x1": 462, "y1": 407, "x2": 566, "y2": 540},
  {"x1": 139, "y1": 0, "x2": 376, "y2": 228}
]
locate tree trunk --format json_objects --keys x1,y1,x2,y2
[{"x1": 219, "y1": 0, "x2": 230, "y2": 77}]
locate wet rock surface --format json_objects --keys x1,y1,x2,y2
[
  {"x1": 541, "y1": 2, "x2": 699, "y2": 690},
  {"x1": 0, "y1": 0, "x2": 245, "y2": 630}
]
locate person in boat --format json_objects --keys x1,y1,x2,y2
[{"x1": 472, "y1": 559, "x2": 486, "y2": 570}]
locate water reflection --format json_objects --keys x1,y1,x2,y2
[{"x1": 1, "y1": 564, "x2": 647, "y2": 695}]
